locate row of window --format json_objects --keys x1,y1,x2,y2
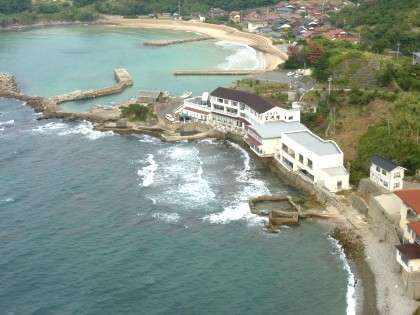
[
  {"x1": 282, "y1": 144, "x2": 313, "y2": 169},
  {"x1": 374, "y1": 165, "x2": 402, "y2": 179}
]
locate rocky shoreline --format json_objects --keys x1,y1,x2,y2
[{"x1": 1, "y1": 70, "x2": 398, "y2": 314}]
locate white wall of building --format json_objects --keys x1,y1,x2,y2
[{"x1": 370, "y1": 164, "x2": 405, "y2": 191}]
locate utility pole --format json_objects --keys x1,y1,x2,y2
[{"x1": 328, "y1": 76, "x2": 332, "y2": 97}]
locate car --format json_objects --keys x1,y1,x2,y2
[
  {"x1": 165, "y1": 113, "x2": 176, "y2": 122},
  {"x1": 287, "y1": 71, "x2": 294, "y2": 76}
]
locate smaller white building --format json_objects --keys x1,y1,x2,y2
[
  {"x1": 247, "y1": 20, "x2": 269, "y2": 32},
  {"x1": 370, "y1": 155, "x2": 405, "y2": 191},
  {"x1": 275, "y1": 130, "x2": 350, "y2": 192},
  {"x1": 245, "y1": 121, "x2": 308, "y2": 157}
]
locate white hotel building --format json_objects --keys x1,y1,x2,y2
[{"x1": 180, "y1": 87, "x2": 349, "y2": 192}]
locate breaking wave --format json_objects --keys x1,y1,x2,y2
[
  {"x1": 215, "y1": 40, "x2": 265, "y2": 70},
  {"x1": 0, "y1": 120, "x2": 14, "y2": 127},
  {"x1": 137, "y1": 154, "x2": 158, "y2": 187},
  {"x1": 328, "y1": 236, "x2": 356, "y2": 315},
  {"x1": 57, "y1": 121, "x2": 113, "y2": 140},
  {"x1": 152, "y1": 212, "x2": 180, "y2": 224},
  {"x1": 32, "y1": 121, "x2": 113, "y2": 140},
  {"x1": 202, "y1": 141, "x2": 269, "y2": 225}
]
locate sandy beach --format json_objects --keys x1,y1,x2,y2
[{"x1": 102, "y1": 16, "x2": 287, "y2": 71}]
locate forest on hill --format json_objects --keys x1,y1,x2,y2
[{"x1": 330, "y1": 0, "x2": 420, "y2": 55}]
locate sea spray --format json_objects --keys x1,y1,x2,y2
[
  {"x1": 137, "y1": 154, "x2": 158, "y2": 187},
  {"x1": 202, "y1": 141, "x2": 269, "y2": 225},
  {"x1": 328, "y1": 235, "x2": 357, "y2": 315}
]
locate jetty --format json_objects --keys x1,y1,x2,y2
[
  {"x1": 143, "y1": 36, "x2": 213, "y2": 46},
  {"x1": 174, "y1": 70, "x2": 265, "y2": 76},
  {"x1": 52, "y1": 68, "x2": 133, "y2": 104}
]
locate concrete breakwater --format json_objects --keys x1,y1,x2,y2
[
  {"x1": 143, "y1": 36, "x2": 213, "y2": 46},
  {"x1": 52, "y1": 69, "x2": 133, "y2": 104},
  {"x1": 174, "y1": 70, "x2": 264, "y2": 76}
]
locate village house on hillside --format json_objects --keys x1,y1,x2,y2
[{"x1": 370, "y1": 155, "x2": 405, "y2": 192}]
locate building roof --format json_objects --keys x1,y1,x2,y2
[
  {"x1": 396, "y1": 244, "x2": 420, "y2": 260},
  {"x1": 210, "y1": 87, "x2": 275, "y2": 114},
  {"x1": 395, "y1": 190, "x2": 420, "y2": 214},
  {"x1": 408, "y1": 221, "x2": 420, "y2": 236},
  {"x1": 284, "y1": 130, "x2": 342, "y2": 156},
  {"x1": 138, "y1": 90, "x2": 162, "y2": 99},
  {"x1": 322, "y1": 166, "x2": 348, "y2": 177},
  {"x1": 249, "y1": 121, "x2": 308, "y2": 139},
  {"x1": 370, "y1": 154, "x2": 399, "y2": 172}
]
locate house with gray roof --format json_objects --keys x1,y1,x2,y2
[{"x1": 370, "y1": 154, "x2": 405, "y2": 191}]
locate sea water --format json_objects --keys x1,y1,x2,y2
[{"x1": 0, "y1": 27, "x2": 353, "y2": 314}]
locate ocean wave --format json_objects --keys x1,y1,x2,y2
[
  {"x1": 136, "y1": 134, "x2": 160, "y2": 143},
  {"x1": 202, "y1": 202, "x2": 266, "y2": 225},
  {"x1": 32, "y1": 121, "x2": 68, "y2": 132},
  {"x1": 0, "y1": 120, "x2": 15, "y2": 127},
  {"x1": 328, "y1": 236, "x2": 356, "y2": 315},
  {"x1": 57, "y1": 121, "x2": 113, "y2": 140},
  {"x1": 0, "y1": 198, "x2": 15, "y2": 203},
  {"x1": 202, "y1": 141, "x2": 269, "y2": 225},
  {"x1": 152, "y1": 212, "x2": 180, "y2": 223},
  {"x1": 137, "y1": 154, "x2": 158, "y2": 187},
  {"x1": 215, "y1": 40, "x2": 265, "y2": 70}
]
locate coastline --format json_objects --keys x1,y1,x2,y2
[
  {"x1": 0, "y1": 16, "x2": 286, "y2": 71},
  {"x1": 101, "y1": 16, "x2": 286, "y2": 71}
]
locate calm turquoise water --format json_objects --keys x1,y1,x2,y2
[
  {"x1": 0, "y1": 26, "x2": 260, "y2": 111},
  {"x1": 0, "y1": 27, "x2": 351, "y2": 315}
]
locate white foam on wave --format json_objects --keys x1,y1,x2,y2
[
  {"x1": 137, "y1": 154, "x2": 158, "y2": 187},
  {"x1": 328, "y1": 235, "x2": 356, "y2": 315},
  {"x1": 57, "y1": 121, "x2": 113, "y2": 140},
  {"x1": 152, "y1": 145, "x2": 215, "y2": 204},
  {"x1": 33, "y1": 121, "x2": 113, "y2": 140},
  {"x1": 152, "y1": 212, "x2": 180, "y2": 223},
  {"x1": 202, "y1": 202, "x2": 267, "y2": 225},
  {"x1": 0, "y1": 120, "x2": 15, "y2": 127},
  {"x1": 215, "y1": 40, "x2": 265, "y2": 70},
  {"x1": 32, "y1": 121, "x2": 67, "y2": 132},
  {"x1": 136, "y1": 134, "x2": 160, "y2": 143},
  {"x1": 0, "y1": 198, "x2": 14, "y2": 203},
  {"x1": 202, "y1": 141, "x2": 269, "y2": 225}
]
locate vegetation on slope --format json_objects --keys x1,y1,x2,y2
[
  {"x1": 0, "y1": 0, "x2": 279, "y2": 27},
  {"x1": 330, "y1": 0, "x2": 420, "y2": 54},
  {"x1": 121, "y1": 103, "x2": 156, "y2": 122}
]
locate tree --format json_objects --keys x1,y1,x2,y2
[{"x1": 0, "y1": 0, "x2": 31, "y2": 14}]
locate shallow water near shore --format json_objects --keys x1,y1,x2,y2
[
  {"x1": 1, "y1": 26, "x2": 354, "y2": 314},
  {"x1": 0, "y1": 25, "x2": 264, "y2": 111}
]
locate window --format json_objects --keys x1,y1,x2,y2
[
  {"x1": 307, "y1": 159, "x2": 313, "y2": 169},
  {"x1": 376, "y1": 166, "x2": 380, "y2": 172},
  {"x1": 240, "y1": 103, "x2": 245, "y2": 110},
  {"x1": 226, "y1": 107, "x2": 238, "y2": 114},
  {"x1": 232, "y1": 101, "x2": 238, "y2": 107},
  {"x1": 217, "y1": 98, "x2": 223, "y2": 103},
  {"x1": 282, "y1": 144, "x2": 289, "y2": 152},
  {"x1": 289, "y1": 149, "x2": 295, "y2": 159},
  {"x1": 223, "y1": 99, "x2": 229, "y2": 104},
  {"x1": 394, "y1": 183, "x2": 400, "y2": 189},
  {"x1": 299, "y1": 154, "x2": 304, "y2": 163},
  {"x1": 337, "y1": 181, "x2": 342, "y2": 190},
  {"x1": 383, "y1": 181, "x2": 389, "y2": 187},
  {"x1": 394, "y1": 172, "x2": 401, "y2": 178},
  {"x1": 382, "y1": 169, "x2": 387, "y2": 176},
  {"x1": 214, "y1": 104, "x2": 224, "y2": 111},
  {"x1": 288, "y1": 116, "x2": 293, "y2": 120}
]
